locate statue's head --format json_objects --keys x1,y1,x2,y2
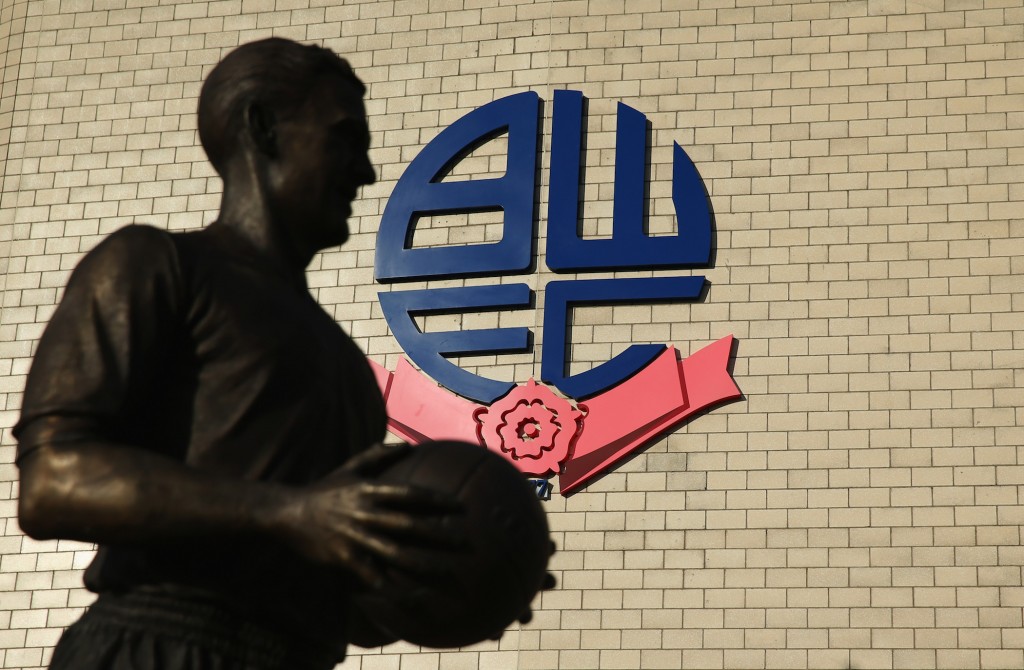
[{"x1": 198, "y1": 38, "x2": 376, "y2": 255}]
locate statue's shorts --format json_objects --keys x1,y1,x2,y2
[{"x1": 47, "y1": 586, "x2": 341, "y2": 670}]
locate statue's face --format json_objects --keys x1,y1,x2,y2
[{"x1": 266, "y1": 73, "x2": 375, "y2": 254}]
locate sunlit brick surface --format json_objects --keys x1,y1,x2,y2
[{"x1": 1, "y1": 1, "x2": 1023, "y2": 668}]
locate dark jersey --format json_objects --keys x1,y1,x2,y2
[{"x1": 14, "y1": 223, "x2": 387, "y2": 658}]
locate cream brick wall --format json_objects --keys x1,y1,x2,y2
[{"x1": 1, "y1": 0, "x2": 1023, "y2": 669}]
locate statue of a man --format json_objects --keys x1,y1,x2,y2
[{"x1": 15, "y1": 38, "x2": 464, "y2": 670}]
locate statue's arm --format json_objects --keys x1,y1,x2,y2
[
  {"x1": 18, "y1": 437, "x2": 461, "y2": 588},
  {"x1": 18, "y1": 439, "x2": 299, "y2": 545}
]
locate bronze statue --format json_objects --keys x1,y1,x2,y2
[{"x1": 14, "y1": 38, "x2": 508, "y2": 669}]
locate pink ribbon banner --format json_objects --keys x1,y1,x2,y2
[{"x1": 368, "y1": 335, "x2": 740, "y2": 495}]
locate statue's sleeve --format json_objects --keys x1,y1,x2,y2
[{"x1": 13, "y1": 225, "x2": 184, "y2": 461}]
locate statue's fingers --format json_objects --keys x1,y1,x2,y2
[
  {"x1": 364, "y1": 483, "x2": 464, "y2": 513},
  {"x1": 342, "y1": 528, "x2": 406, "y2": 565},
  {"x1": 345, "y1": 527, "x2": 427, "y2": 564},
  {"x1": 349, "y1": 508, "x2": 467, "y2": 548}
]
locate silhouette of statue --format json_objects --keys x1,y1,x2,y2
[{"x1": 15, "y1": 38, "x2": 469, "y2": 670}]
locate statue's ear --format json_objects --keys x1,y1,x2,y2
[{"x1": 245, "y1": 102, "x2": 277, "y2": 159}]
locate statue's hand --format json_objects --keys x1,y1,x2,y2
[{"x1": 284, "y1": 443, "x2": 466, "y2": 588}]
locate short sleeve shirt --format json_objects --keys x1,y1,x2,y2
[{"x1": 15, "y1": 223, "x2": 387, "y2": 650}]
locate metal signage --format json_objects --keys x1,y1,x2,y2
[{"x1": 369, "y1": 90, "x2": 740, "y2": 494}]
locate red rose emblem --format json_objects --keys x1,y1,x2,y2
[{"x1": 474, "y1": 379, "x2": 585, "y2": 476}]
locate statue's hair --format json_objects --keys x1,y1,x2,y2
[{"x1": 198, "y1": 38, "x2": 365, "y2": 176}]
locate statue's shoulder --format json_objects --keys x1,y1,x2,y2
[
  {"x1": 72, "y1": 225, "x2": 183, "y2": 290},
  {"x1": 84, "y1": 224, "x2": 180, "y2": 266},
  {"x1": 97, "y1": 224, "x2": 177, "y2": 254}
]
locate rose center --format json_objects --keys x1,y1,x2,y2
[{"x1": 519, "y1": 421, "x2": 540, "y2": 440}]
